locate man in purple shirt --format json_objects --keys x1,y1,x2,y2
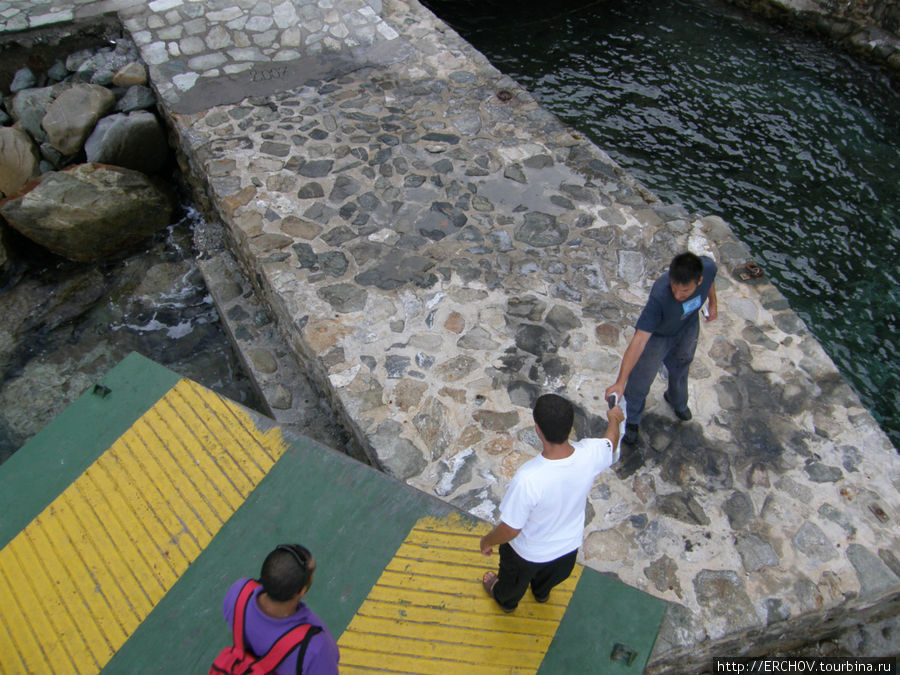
[
  {"x1": 222, "y1": 544, "x2": 340, "y2": 674},
  {"x1": 606, "y1": 252, "x2": 719, "y2": 446}
]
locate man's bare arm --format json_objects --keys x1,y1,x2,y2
[
  {"x1": 605, "y1": 329, "x2": 652, "y2": 400},
  {"x1": 604, "y1": 405, "x2": 625, "y2": 447},
  {"x1": 705, "y1": 282, "x2": 718, "y2": 321},
  {"x1": 480, "y1": 521, "x2": 521, "y2": 556}
]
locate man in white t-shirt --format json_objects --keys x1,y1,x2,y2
[{"x1": 479, "y1": 393, "x2": 624, "y2": 612}]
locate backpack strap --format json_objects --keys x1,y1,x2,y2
[
  {"x1": 254, "y1": 623, "x2": 321, "y2": 674},
  {"x1": 232, "y1": 579, "x2": 261, "y2": 652},
  {"x1": 292, "y1": 625, "x2": 322, "y2": 675}
]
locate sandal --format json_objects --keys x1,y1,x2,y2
[{"x1": 482, "y1": 572, "x2": 514, "y2": 613}]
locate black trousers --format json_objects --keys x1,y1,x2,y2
[{"x1": 492, "y1": 543, "x2": 578, "y2": 611}]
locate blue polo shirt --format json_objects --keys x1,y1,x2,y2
[{"x1": 635, "y1": 256, "x2": 717, "y2": 337}]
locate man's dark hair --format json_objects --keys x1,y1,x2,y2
[
  {"x1": 260, "y1": 544, "x2": 313, "y2": 601},
  {"x1": 533, "y1": 393, "x2": 574, "y2": 444},
  {"x1": 669, "y1": 252, "x2": 703, "y2": 285}
]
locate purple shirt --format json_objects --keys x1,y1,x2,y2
[{"x1": 223, "y1": 579, "x2": 340, "y2": 675}]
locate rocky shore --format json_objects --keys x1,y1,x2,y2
[{"x1": 0, "y1": 34, "x2": 269, "y2": 459}]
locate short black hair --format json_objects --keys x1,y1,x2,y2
[
  {"x1": 260, "y1": 544, "x2": 313, "y2": 601},
  {"x1": 669, "y1": 252, "x2": 703, "y2": 285},
  {"x1": 532, "y1": 393, "x2": 574, "y2": 444}
]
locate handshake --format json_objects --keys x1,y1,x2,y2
[{"x1": 605, "y1": 392, "x2": 625, "y2": 426}]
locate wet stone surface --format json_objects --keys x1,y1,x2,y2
[{"x1": 3, "y1": 0, "x2": 899, "y2": 670}]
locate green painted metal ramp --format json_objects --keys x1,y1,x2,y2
[{"x1": 0, "y1": 354, "x2": 665, "y2": 674}]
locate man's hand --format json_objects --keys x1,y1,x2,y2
[
  {"x1": 607, "y1": 405, "x2": 624, "y2": 426},
  {"x1": 605, "y1": 382, "x2": 624, "y2": 401},
  {"x1": 705, "y1": 304, "x2": 718, "y2": 321},
  {"x1": 479, "y1": 522, "x2": 521, "y2": 557}
]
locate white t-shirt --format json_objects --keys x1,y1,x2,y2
[{"x1": 500, "y1": 438, "x2": 615, "y2": 563}]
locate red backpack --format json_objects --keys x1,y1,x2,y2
[{"x1": 211, "y1": 579, "x2": 321, "y2": 675}]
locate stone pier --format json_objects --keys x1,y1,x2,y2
[{"x1": 2, "y1": 0, "x2": 899, "y2": 669}]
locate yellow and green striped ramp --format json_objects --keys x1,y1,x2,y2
[{"x1": 0, "y1": 353, "x2": 665, "y2": 674}]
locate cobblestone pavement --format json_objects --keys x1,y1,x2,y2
[{"x1": 3, "y1": 0, "x2": 899, "y2": 668}]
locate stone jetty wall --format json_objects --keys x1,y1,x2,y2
[
  {"x1": 137, "y1": 0, "x2": 900, "y2": 668},
  {"x1": 2, "y1": 0, "x2": 898, "y2": 669},
  {"x1": 723, "y1": 0, "x2": 900, "y2": 74}
]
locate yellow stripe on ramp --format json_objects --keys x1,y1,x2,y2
[
  {"x1": 0, "y1": 379, "x2": 287, "y2": 674},
  {"x1": 338, "y1": 513, "x2": 583, "y2": 674}
]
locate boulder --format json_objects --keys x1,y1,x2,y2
[
  {"x1": 46, "y1": 60, "x2": 69, "y2": 83},
  {"x1": 0, "y1": 163, "x2": 174, "y2": 262},
  {"x1": 84, "y1": 111, "x2": 169, "y2": 174},
  {"x1": 0, "y1": 127, "x2": 40, "y2": 199},
  {"x1": 0, "y1": 226, "x2": 8, "y2": 277},
  {"x1": 10, "y1": 85, "x2": 60, "y2": 143},
  {"x1": 10, "y1": 67, "x2": 37, "y2": 93},
  {"x1": 42, "y1": 84, "x2": 116, "y2": 156},
  {"x1": 0, "y1": 267, "x2": 107, "y2": 378},
  {"x1": 77, "y1": 46, "x2": 137, "y2": 86},
  {"x1": 112, "y1": 62, "x2": 147, "y2": 87},
  {"x1": 115, "y1": 85, "x2": 157, "y2": 113}
]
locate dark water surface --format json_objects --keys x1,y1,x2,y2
[{"x1": 423, "y1": 0, "x2": 900, "y2": 448}]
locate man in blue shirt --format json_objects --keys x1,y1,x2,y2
[{"x1": 605, "y1": 252, "x2": 718, "y2": 445}]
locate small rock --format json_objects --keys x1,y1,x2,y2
[
  {"x1": 473, "y1": 410, "x2": 519, "y2": 431},
  {"x1": 248, "y1": 349, "x2": 278, "y2": 374},
  {"x1": 116, "y1": 85, "x2": 157, "y2": 112},
  {"x1": 46, "y1": 60, "x2": 69, "y2": 83},
  {"x1": 804, "y1": 460, "x2": 843, "y2": 483},
  {"x1": 0, "y1": 127, "x2": 40, "y2": 199},
  {"x1": 112, "y1": 62, "x2": 147, "y2": 87},
  {"x1": 792, "y1": 521, "x2": 837, "y2": 563},
  {"x1": 657, "y1": 491, "x2": 710, "y2": 526},
  {"x1": 385, "y1": 355, "x2": 411, "y2": 379},
  {"x1": 735, "y1": 532, "x2": 779, "y2": 572},
  {"x1": 457, "y1": 327, "x2": 499, "y2": 350},
  {"x1": 503, "y1": 163, "x2": 526, "y2": 184},
  {"x1": 594, "y1": 323, "x2": 619, "y2": 346},
  {"x1": 515, "y1": 212, "x2": 568, "y2": 247},
  {"x1": 444, "y1": 311, "x2": 465, "y2": 334},
  {"x1": 746, "y1": 462, "x2": 770, "y2": 488},
  {"x1": 846, "y1": 544, "x2": 899, "y2": 600},
  {"x1": 42, "y1": 84, "x2": 116, "y2": 156},
  {"x1": 269, "y1": 384, "x2": 292, "y2": 410},
  {"x1": 10, "y1": 67, "x2": 37, "y2": 93},
  {"x1": 722, "y1": 491, "x2": 754, "y2": 530},
  {"x1": 316, "y1": 283, "x2": 367, "y2": 313},
  {"x1": 644, "y1": 554, "x2": 682, "y2": 597},
  {"x1": 633, "y1": 474, "x2": 655, "y2": 503},
  {"x1": 84, "y1": 111, "x2": 169, "y2": 174},
  {"x1": 693, "y1": 570, "x2": 758, "y2": 634},
  {"x1": 10, "y1": 86, "x2": 58, "y2": 143},
  {"x1": 370, "y1": 420, "x2": 427, "y2": 481}
]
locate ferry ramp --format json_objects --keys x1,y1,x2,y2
[{"x1": 0, "y1": 353, "x2": 665, "y2": 674}]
